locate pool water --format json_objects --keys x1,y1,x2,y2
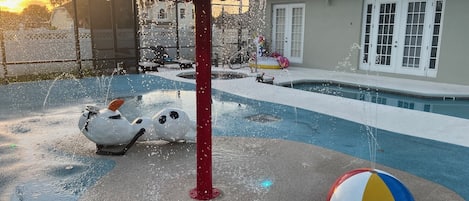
[
  {"x1": 1, "y1": 74, "x2": 468, "y2": 200},
  {"x1": 284, "y1": 81, "x2": 469, "y2": 120}
]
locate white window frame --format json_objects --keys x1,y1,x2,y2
[
  {"x1": 359, "y1": 0, "x2": 445, "y2": 77},
  {"x1": 272, "y1": 3, "x2": 305, "y2": 63}
]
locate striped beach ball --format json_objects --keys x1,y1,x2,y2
[{"x1": 327, "y1": 168, "x2": 414, "y2": 201}]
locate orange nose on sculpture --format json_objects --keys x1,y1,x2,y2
[{"x1": 108, "y1": 99, "x2": 125, "y2": 111}]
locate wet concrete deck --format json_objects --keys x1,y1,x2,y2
[{"x1": 79, "y1": 137, "x2": 463, "y2": 201}]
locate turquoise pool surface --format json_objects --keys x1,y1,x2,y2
[
  {"x1": 283, "y1": 81, "x2": 469, "y2": 120},
  {"x1": 1, "y1": 74, "x2": 468, "y2": 200}
]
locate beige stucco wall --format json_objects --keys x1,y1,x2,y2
[
  {"x1": 435, "y1": 0, "x2": 469, "y2": 85},
  {"x1": 265, "y1": 0, "x2": 469, "y2": 85},
  {"x1": 265, "y1": 0, "x2": 363, "y2": 71}
]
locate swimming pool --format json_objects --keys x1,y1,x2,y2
[
  {"x1": 282, "y1": 81, "x2": 469, "y2": 120},
  {"x1": 1, "y1": 74, "x2": 468, "y2": 200}
]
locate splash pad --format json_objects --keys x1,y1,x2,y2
[
  {"x1": 0, "y1": 72, "x2": 466, "y2": 200},
  {"x1": 1, "y1": 0, "x2": 468, "y2": 200}
]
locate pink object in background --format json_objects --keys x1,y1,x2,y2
[{"x1": 277, "y1": 55, "x2": 289, "y2": 68}]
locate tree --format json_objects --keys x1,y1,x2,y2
[
  {"x1": 0, "y1": 11, "x2": 21, "y2": 30},
  {"x1": 21, "y1": 5, "x2": 50, "y2": 28}
]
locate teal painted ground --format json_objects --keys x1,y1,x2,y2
[{"x1": 1, "y1": 74, "x2": 468, "y2": 200}]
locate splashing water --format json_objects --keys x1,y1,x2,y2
[
  {"x1": 333, "y1": 42, "x2": 383, "y2": 168},
  {"x1": 283, "y1": 68, "x2": 293, "y2": 88},
  {"x1": 364, "y1": 121, "x2": 380, "y2": 169},
  {"x1": 336, "y1": 43, "x2": 361, "y2": 72},
  {"x1": 361, "y1": 87, "x2": 382, "y2": 169},
  {"x1": 42, "y1": 72, "x2": 84, "y2": 111},
  {"x1": 94, "y1": 73, "x2": 116, "y2": 105}
]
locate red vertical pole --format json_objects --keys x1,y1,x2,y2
[{"x1": 189, "y1": 0, "x2": 221, "y2": 200}]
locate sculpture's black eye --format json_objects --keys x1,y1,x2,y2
[
  {"x1": 169, "y1": 111, "x2": 179, "y2": 119},
  {"x1": 109, "y1": 114, "x2": 122, "y2": 119},
  {"x1": 159, "y1": 115, "x2": 167, "y2": 124},
  {"x1": 135, "y1": 118, "x2": 143, "y2": 124}
]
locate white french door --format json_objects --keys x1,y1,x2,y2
[
  {"x1": 360, "y1": 0, "x2": 444, "y2": 77},
  {"x1": 272, "y1": 4, "x2": 305, "y2": 63}
]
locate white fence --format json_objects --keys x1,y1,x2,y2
[
  {"x1": 3, "y1": 29, "x2": 92, "y2": 62},
  {"x1": 1, "y1": 28, "x2": 92, "y2": 78},
  {"x1": 1, "y1": 26, "x2": 251, "y2": 79}
]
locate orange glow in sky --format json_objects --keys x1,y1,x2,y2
[
  {"x1": 212, "y1": 0, "x2": 249, "y2": 17},
  {"x1": 0, "y1": 0, "x2": 247, "y2": 15},
  {"x1": 0, "y1": 0, "x2": 53, "y2": 13}
]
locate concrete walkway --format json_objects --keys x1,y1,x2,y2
[
  {"x1": 79, "y1": 137, "x2": 463, "y2": 201},
  {"x1": 156, "y1": 67, "x2": 469, "y2": 148}
]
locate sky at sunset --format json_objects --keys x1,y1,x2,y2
[
  {"x1": 0, "y1": 0, "x2": 248, "y2": 15},
  {"x1": 212, "y1": 0, "x2": 249, "y2": 17},
  {"x1": 0, "y1": 0, "x2": 53, "y2": 13}
]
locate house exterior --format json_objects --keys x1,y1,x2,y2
[
  {"x1": 49, "y1": 1, "x2": 90, "y2": 30},
  {"x1": 264, "y1": 0, "x2": 469, "y2": 85},
  {"x1": 142, "y1": 0, "x2": 195, "y2": 29},
  {"x1": 50, "y1": 7, "x2": 74, "y2": 29}
]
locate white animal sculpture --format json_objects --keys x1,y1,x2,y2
[{"x1": 78, "y1": 99, "x2": 194, "y2": 155}]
